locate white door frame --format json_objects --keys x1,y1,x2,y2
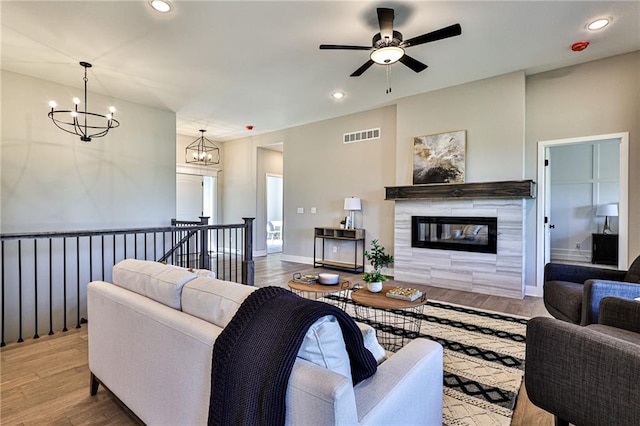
[{"x1": 535, "y1": 132, "x2": 629, "y2": 293}]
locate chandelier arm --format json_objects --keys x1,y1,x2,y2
[
  {"x1": 73, "y1": 116, "x2": 87, "y2": 139},
  {"x1": 49, "y1": 113, "x2": 87, "y2": 136}
]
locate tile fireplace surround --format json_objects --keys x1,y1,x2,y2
[{"x1": 386, "y1": 181, "x2": 535, "y2": 299}]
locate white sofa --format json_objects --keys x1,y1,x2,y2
[{"x1": 88, "y1": 259, "x2": 444, "y2": 425}]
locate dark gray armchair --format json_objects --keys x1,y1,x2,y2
[
  {"x1": 525, "y1": 297, "x2": 640, "y2": 426},
  {"x1": 544, "y1": 255, "x2": 640, "y2": 325}
]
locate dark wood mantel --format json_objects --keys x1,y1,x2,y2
[{"x1": 385, "y1": 180, "x2": 535, "y2": 201}]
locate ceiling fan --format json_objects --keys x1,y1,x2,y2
[{"x1": 320, "y1": 7, "x2": 462, "y2": 77}]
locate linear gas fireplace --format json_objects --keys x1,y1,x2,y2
[{"x1": 412, "y1": 216, "x2": 497, "y2": 254}]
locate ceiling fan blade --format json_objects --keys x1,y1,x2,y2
[
  {"x1": 319, "y1": 44, "x2": 371, "y2": 50},
  {"x1": 350, "y1": 60, "x2": 375, "y2": 77},
  {"x1": 377, "y1": 8, "x2": 394, "y2": 40},
  {"x1": 403, "y1": 23, "x2": 462, "y2": 47},
  {"x1": 399, "y1": 54, "x2": 428, "y2": 73}
]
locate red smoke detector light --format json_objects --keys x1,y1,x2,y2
[
  {"x1": 246, "y1": 125, "x2": 254, "y2": 130},
  {"x1": 571, "y1": 41, "x2": 589, "y2": 52}
]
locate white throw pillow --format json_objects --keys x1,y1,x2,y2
[
  {"x1": 356, "y1": 322, "x2": 387, "y2": 364},
  {"x1": 112, "y1": 259, "x2": 197, "y2": 309},
  {"x1": 181, "y1": 277, "x2": 257, "y2": 327},
  {"x1": 297, "y1": 315, "x2": 352, "y2": 381}
]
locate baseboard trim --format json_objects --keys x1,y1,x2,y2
[
  {"x1": 525, "y1": 285, "x2": 543, "y2": 298},
  {"x1": 280, "y1": 254, "x2": 312, "y2": 264}
]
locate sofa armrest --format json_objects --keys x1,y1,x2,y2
[
  {"x1": 525, "y1": 317, "x2": 640, "y2": 426},
  {"x1": 286, "y1": 338, "x2": 443, "y2": 426},
  {"x1": 581, "y1": 279, "x2": 640, "y2": 325},
  {"x1": 286, "y1": 359, "x2": 359, "y2": 425},
  {"x1": 599, "y1": 296, "x2": 640, "y2": 333},
  {"x1": 544, "y1": 262, "x2": 626, "y2": 284},
  {"x1": 354, "y1": 338, "x2": 444, "y2": 426}
]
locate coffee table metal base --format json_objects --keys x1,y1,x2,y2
[{"x1": 351, "y1": 286, "x2": 427, "y2": 352}]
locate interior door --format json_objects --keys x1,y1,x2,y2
[{"x1": 176, "y1": 173, "x2": 203, "y2": 221}]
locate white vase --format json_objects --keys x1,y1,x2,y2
[{"x1": 367, "y1": 281, "x2": 382, "y2": 293}]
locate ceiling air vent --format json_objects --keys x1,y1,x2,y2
[{"x1": 343, "y1": 128, "x2": 380, "y2": 144}]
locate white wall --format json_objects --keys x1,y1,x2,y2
[
  {"x1": 1, "y1": 70, "x2": 177, "y2": 342},
  {"x1": 1, "y1": 70, "x2": 177, "y2": 232},
  {"x1": 396, "y1": 71, "x2": 526, "y2": 185},
  {"x1": 222, "y1": 106, "x2": 397, "y2": 264},
  {"x1": 525, "y1": 51, "x2": 640, "y2": 275}
]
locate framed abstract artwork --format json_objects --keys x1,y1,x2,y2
[{"x1": 412, "y1": 130, "x2": 466, "y2": 184}]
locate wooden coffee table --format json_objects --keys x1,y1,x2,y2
[
  {"x1": 288, "y1": 276, "x2": 354, "y2": 310},
  {"x1": 351, "y1": 284, "x2": 428, "y2": 352}
]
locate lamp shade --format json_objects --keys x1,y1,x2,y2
[
  {"x1": 596, "y1": 203, "x2": 618, "y2": 217},
  {"x1": 344, "y1": 197, "x2": 361, "y2": 211}
]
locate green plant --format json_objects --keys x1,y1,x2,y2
[
  {"x1": 362, "y1": 270, "x2": 388, "y2": 283},
  {"x1": 364, "y1": 239, "x2": 394, "y2": 271}
]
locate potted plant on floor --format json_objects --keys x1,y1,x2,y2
[{"x1": 362, "y1": 239, "x2": 394, "y2": 293}]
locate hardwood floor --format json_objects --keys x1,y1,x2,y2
[{"x1": 1, "y1": 254, "x2": 554, "y2": 425}]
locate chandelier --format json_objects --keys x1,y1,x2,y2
[
  {"x1": 48, "y1": 62, "x2": 120, "y2": 142},
  {"x1": 186, "y1": 130, "x2": 220, "y2": 166}
]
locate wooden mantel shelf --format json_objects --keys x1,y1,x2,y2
[{"x1": 385, "y1": 180, "x2": 536, "y2": 201}]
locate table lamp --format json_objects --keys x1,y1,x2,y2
[
  {"x1": 596, "y1": 203, "x2": 618, "y2": 234},
  {"x1": 344, "y1": 197, "x2": 361, "y2": 229}
]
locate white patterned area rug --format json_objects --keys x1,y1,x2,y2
[{"x1": 325, "y1": 294, "x2": 528, "y2": 426}]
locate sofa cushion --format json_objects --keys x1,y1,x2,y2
[
  {"x1": 543, "y1": 280, "x2": 583, "y2": 324},
  {"x1": 624, "y1": 256, "x2": 640, "y2": 283},
  {"x1": 181, "y1": 277, "x2": 257, "y2": 328},
  {"x1": 112, "y1": 259, "x2": 196, "y2": 309},
  {"x1": 297, "y1": 315, "x2": 352, "y2": 381}
]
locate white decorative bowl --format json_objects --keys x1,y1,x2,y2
[{"x1": 318, "y1": 273, "x2": 340, "y2": 285}]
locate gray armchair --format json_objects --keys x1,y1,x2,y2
[
  {"x1": 544, "y1": 255, "x2": 640, "y2": 325},
  {"x1": 525, "y1": 297, "x2": 640, "y2": 426}
]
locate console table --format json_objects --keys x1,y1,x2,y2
[
  {"x1": 592, "y1": 233, "x2": 618, "y2": 266},
  {"x1": 313, "y1": 227, "x2": 365, "y2": 273}
]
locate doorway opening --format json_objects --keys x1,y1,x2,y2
[
  {"x1": 266, "y1": 174, "x2": 283, "y2": 254},
  {"x1": 536, "y1": 132, "x2": 629, "y2": 293}
]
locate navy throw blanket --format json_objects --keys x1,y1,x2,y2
[{"x1": 208, "y1": 286, "x2": 377, "y2": 426}]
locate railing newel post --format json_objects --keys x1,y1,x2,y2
[{"x1": 242, "y1": 218, "x2": 255, "y2": 286}]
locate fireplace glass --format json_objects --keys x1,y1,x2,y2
[{"x1": 411, "y1": 216, "x2": 497, "y2": 254}]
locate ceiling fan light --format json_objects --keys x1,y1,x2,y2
[{"x1": 370, "y1": 46, "x2": 404, "y2": 65}]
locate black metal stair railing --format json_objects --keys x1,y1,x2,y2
[{"x1": 0, "y1": 218, "x2": 254, "y2": 347}]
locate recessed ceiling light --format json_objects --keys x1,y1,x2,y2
[
  {"x1": 332, "y1": 92, "x2": 345, "y2": 99},
  {"x1": 150, "y1": 0, "x2": 172, "y2": 13},
  {"x1": 588, "y1": 18, "x2": 610, "y2": 31}
]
